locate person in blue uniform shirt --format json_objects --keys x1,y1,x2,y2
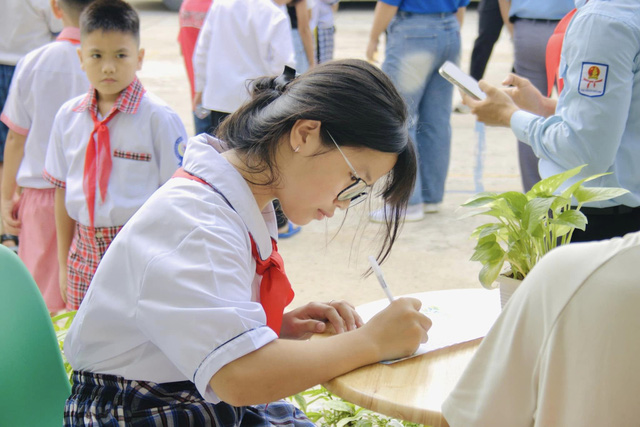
[{"x1": 463, "y1": 0, "x2": 640, "y2": 242}]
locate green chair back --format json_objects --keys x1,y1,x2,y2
[{"x1": 0, "y1": 245, "x2": 71, "y2": 426}]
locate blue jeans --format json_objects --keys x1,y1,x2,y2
[
  {"x1": 382, "y1": 12, "x2": 461, "y2": 205},
  {"x1": 0, "y1": 63, "x2": 17, "y2": 162}
]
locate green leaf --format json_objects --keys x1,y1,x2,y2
[
  {"x1": 293, "y1": 394, "x2": 307, "y2": 412},
  {"x1": 500, "y1": 191, "x2": 528, "y2": 217},
  {"x1": 573, "y1": 186, "x2": 630, "y2": 204},
  {"x1": 478, "y1": 257, "x2": 505, "y2": 288},
  {"x1": 477, "y1": 223, "x2": 505, "y2": 239},
  {"x1": 552, "y1": 209, "x2": 587, "y2": 231},
  {"x1": 324, "y1": 400, "x2": 355, "y2": 413},
  {"x1": 461, "y1": 192, "x2": 499, "y2": 207},
  {"x1": 523, "y1": 197, "x2": 555, "y2": 233},
  {"x1": 527, "y1": 165, "x2": 585, "y2": 197},
  {"x1": 470, "y1": 239, "x2": 505, "y2": 263}
]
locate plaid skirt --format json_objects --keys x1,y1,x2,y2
[
  {"x1": 315, "y1": 26, "x2": 335, "y2": 64},
  {"x1": 64, "y1": 371, "x2": 315, "y2": 426},
  {"x1": 67, "y1": 224, "x2": 122, "y2": 310}
]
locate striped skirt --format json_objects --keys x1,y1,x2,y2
[{"x1": 64, "y1": 371, "x2": 315, "y2": 426}]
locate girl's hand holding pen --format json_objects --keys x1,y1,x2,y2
[
  {"x1": 362, "y1": 298, "x2": 432, "y2": 362},
  {"x1": 279, "y1": 300, "x2": 364, "y2": 340}
]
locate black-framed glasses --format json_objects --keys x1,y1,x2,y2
[{"x1": 326, "y1": 130, "x2": 371, "y2": 207}]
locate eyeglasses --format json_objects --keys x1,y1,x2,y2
[{"x1": 326, "y1": 130, "x2": 370, "y2": 207}]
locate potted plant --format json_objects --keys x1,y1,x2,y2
[{"x1": 462, "y1": 165, "x2": 628, "y2": 307}]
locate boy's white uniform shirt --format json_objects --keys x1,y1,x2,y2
[
  {"x1": 64, "y1": 134, "x2": 280, "y2": 403},
  {"x1": 0, "y1": 28, "x2": 89, "y2": 189},
  {"x1": 193, "y1": 0, "x2": 295, "y2": 113},
  {"x1": 443, "y1": 231, "x2": 640, "y2": 426},
  {"x1": 0, "y1": 0, "x2": 62, "y2": 66},
  {"x1": 44, "y1": 90, "x2": 188, "y2": 227}
]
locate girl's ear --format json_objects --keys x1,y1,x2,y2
[{"x1": 289, "y1": 119, "x2": 322, "y2": 154}]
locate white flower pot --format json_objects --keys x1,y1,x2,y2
[{"x1": 495, "y1": 274, "x2": 522, "y2": 309}]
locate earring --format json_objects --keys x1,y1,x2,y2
[{"x1": 294, "y1": 146, "x2": 301, "y2": 153}]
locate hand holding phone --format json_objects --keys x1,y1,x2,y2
[{"x1": 439, "y1": 61, "x2": 486, "y2": 101}]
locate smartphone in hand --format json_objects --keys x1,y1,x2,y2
[{"x1": 439, "y1": 61, "x2": 486, "y2": 101}]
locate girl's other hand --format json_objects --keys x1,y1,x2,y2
[
  {"x1": 280, "y1": 300, "x2": 364, "y2": 340},
  {"x1": 361, "y1": 297, "x2": 431, "y2": 361}
]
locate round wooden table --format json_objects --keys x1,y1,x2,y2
[{"x1": 322, "y1": 289, "x2": 500, "y2": 426}]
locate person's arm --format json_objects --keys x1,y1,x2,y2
[
  {"x1": 0, "y1": 130, "x2": 26, "y2": 234},
  {"x1": 54, "y1": 188, "x2": 74, "y2": 303},
  {"x1": 455, "y1": 7, "x2": 466, "y2": 27},
  {"x1": 295, "y1": 0, "x2": 317, "y2": 68},
  {"x1": 498, "y1": 0, "x2": 513, "y2": 37},
  {"x1": 210, "y1": 297, "x2": 430, "y2": 406},
  {"x1": 366, "y1": 1, "x2": 398, "y2": 62},
  {"x1": 193, "y1": 5, "x2": 214, "y2": 109}
]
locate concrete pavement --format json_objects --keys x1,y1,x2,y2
[{"x1": 131, "y1": 1, "x2": 522, "y2": 307}]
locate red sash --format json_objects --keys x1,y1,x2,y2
[
  {"x1": 546, "y1": 9, "x2": 578, "y2": 97},
  {"x1": 171, "y1": 168, "x2": 294, "y2": 335}
]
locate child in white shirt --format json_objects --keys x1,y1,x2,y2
[
  {"x1": 63, "y1": 59, "x2": 430, "y2": 426},
  {"x1": 44, "y1": 0, "x2": 187, "y2": 310},
  {"x1": 1, "y1": 0, "x2": 95, "y2": 313}
]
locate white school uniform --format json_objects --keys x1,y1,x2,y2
[
  {"x1": 193, "y1": 0, "x2": 295, "y2": 113},
  {"x1": 64, "y1": 134, "x2": 279, "y2": 403},
  {"x1": 0, "y1": 0, "x2": 62, "y2": 66},
  {"x1": 1, "y1": 28, "x2": 89, "y2": 189},
  {"x1": 43, "y1": 89, "x2": 188, "y2": 227}
]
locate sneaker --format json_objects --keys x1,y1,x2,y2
[
  {"x1": 369, "y1": 203, "x2": 424, "y2": 223},
  {"x1": 423, "y1": 203, "x2": 441, "y2": 213},
  {"x1": 453, "y1": 102, "x2": 471, "y2": 114}
]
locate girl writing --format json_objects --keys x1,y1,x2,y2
[{"x1": 63, "y1": 59, "x2": 431, "y2": 426}]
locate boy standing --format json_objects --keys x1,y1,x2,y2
[
  {"x1": 1, "y1": 0, "x2": 95, "y2": 313},
  {"x1": 44, "y1": 0, "x2": 188, "y2": 310}
]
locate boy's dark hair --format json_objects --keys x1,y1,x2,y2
[
  {"x1": 217, "y1": 59, "x2": 417, "y2": 266},
  {"x1": 79, "y1": 0, "x2": 140, "y2": 41},
  {"x1": 58, "y1": 0, "x2": 97, "y2": 22}
]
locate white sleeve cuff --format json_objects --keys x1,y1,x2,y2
[
  {"x1": 194, "y1": 325, "x2": 278, "y2": 403},
  {"x1": 510, "y1": 110, "x2": 540, "y2": 145}
]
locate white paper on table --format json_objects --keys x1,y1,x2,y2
[{"x1": 356, "y1": 289, "x2": 501, "y2": 364}]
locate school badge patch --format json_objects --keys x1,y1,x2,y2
[
  {"x1": 174, "y1": 136, "x2": 186, "y2": 166},
  {"x1": 578, "y1": 62, "x2": 608, "y2": 97}
]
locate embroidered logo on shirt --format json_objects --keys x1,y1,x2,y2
[
  {"x1": 578, "y1": 62, "x2": 608, "y2": 97},
  {"x1": 174, "y1": 136, "x2": 186, "y2": 166}
]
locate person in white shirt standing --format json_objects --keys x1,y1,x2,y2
[
  {"x1": 192, "y1": 0, "x2": 295, "y2": 132},
  {"x1": 0, "y1": 0, "x2": 95, "y2": 313},
  {"x1": 0, "y1": 0, "x2": 62, "y2": 252},
  {"x1": 316, "y1": 0, "x2": 340, "y2": 64}
]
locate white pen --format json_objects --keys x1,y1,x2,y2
[{"x1": 368, "y1": 255, "x2": 395, "y2": 303}]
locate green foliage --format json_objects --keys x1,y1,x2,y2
[
  {"x1": 287, "y1": 387, "x2": 425, "y2": 427},
  {"x1": 51, "y1": 310, "x2": 77, "y2": 384},
  {"x1": 462, "y1": 165, "x2": 628, "y2": 287}
]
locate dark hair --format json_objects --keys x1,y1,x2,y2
[
  {"x1": 217, "y1": 59, "x2": 417, "y2": 265},
  {"x1": 79, "y1": 0, "x2": 140, "y2": 42},
  {"x1": 59, "y1": 0, "x2": 97, "y2": 22}
]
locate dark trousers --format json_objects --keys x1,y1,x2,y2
[
  {"x1": 207, "y1": 110, "x2": 230, "y2": 135},
  {"x1": 469, "y1": 0, "x2": 504, "y2": 81},
  {"x1": 571, "y1": 207, "x2": 640, "y2": 243}
]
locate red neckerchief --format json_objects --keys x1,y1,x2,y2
[
  {"x1": 546, "y1": 9, "x2": 578, "y2": 97},
  {"x1": 77, "y1": 78, "x2": 146, "y2": 228},
  {"x1": 171, "y1": 168, "x2": 294, "y2": 335}
]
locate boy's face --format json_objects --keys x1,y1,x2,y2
[{"x1": 78, "y1": 30, "x2": 144, "y2": 102}]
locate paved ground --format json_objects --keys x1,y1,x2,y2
[{"x1": 131, "y1": 1, "x2": 522, "y2": 307}]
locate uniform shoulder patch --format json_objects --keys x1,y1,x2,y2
[
  {"x1": 174, "y1": 136, "x2": 186, "y2": 166},
  {"x1": 578, "y1": 62, "x2": 608, "y2": 97}
]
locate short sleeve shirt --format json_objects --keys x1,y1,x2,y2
[
  {"x1": 64, "y1": 134, "x2": 280, "y2": 403},
  {"x1": 44, "y1": 81, "x2": 188, "y2": 227}
]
